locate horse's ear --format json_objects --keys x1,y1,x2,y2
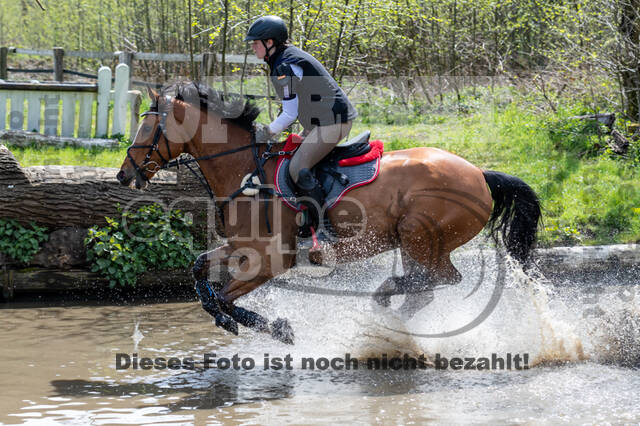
[
  {"x1": 147, "y1": 85, "x2": 159, "y2": 101},
  {"x1": 172, "y1": 99, "x2": 186, "y2": 124}
]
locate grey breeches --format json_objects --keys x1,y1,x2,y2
[{"x1": 289, "y1": 120, "x2": 353, "y2": 183}]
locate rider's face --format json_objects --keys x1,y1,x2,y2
[{"x1": 251, "y1": 39, "x2": 274, "y2": 60}]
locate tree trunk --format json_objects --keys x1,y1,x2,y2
[
  {"x1": 0, "y1": 145, "x2": 209, "y2": 230},
  {"x1": 619, "y1": 0, "x2": 640, "y2": 121}
]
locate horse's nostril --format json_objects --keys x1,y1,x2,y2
[{"x1": 116, "y1": 170, "x2": 125, "y2": 182}]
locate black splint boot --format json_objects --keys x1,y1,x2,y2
[{"x1": 295, "y1": 168, "x2": 337, "y2": 245}]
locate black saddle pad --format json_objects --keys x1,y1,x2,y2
[{"x1": 275, "y1": 155, "x2": 380, "y2": 211}]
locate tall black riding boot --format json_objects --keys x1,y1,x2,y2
[{"x1": 295, "y1": 168, "x2": 336, "y2": 243}]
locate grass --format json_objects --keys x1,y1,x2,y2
[
  {"x1": 9, "y1": 144, "x2": 128, "y2": 168},
  {"x1": 5, "y1": 84, "x2": 640, "y2": 246}
]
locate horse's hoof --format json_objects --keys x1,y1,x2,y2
[
  {"x1": 271, "y1": 318, "x2": 295, "y2": 345},
  {"x1": 215, "y1": 313, "x2": 239, "y2": 335},
  {"x1": 373, "y1": 292, "x2": 392, "y2": 308}
]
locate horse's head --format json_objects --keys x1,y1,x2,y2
[
  {"x1": 117, "y1": 86, "x2": 195, "y2": 188},
  {"x1": 118, "y1": 82, "x2": 261, "y2": 189}
]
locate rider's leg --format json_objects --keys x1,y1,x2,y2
[
  {"x1": 289, "y1": 121, "x2": 352, "y2": 240},
  {"x1": 289, "y1": 120, "x2": 352, "y2": 182}
]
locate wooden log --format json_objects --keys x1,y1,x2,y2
[
  {"x1": 0, "y1": 144, "x2": 30, "y2": 186},
  {"x1": 8, "y1": 268, "x2": 193, "y2": 292},
  {"x1": 53, "y1": 47, "x2": 64, "y2": 82},
  {"x1": 0, "y1": 129, "x2": 118, "y2": 148},
  {"x1": 609, "y1": 129, "x2": 630, "y2": 154},
  {"x1": 0, "y1": 145, "x2": 210, "y2": 229},
  {"x1": 29, "y1": 227, "x2": 88, "y2": 269}
]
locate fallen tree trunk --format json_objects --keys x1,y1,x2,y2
[
  {"x1": 0, "y1": 144, "x2": 212, "y2": 229},
  {"x1": 608, "y1": 129, "x2": 630, "y2": 154},
  {"x1": 0, "y1": 129, "x2": 119, "y2": 148}
]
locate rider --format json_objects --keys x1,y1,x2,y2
[{"x1": 245, "y1": 15, "x2": 358, "y2": 241}]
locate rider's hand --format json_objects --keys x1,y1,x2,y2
[{"x1": 255, "y1": 123, "x2": 274, "y2": 144}]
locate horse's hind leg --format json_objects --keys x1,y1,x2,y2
[
  {"x1": 375, "y1": 214, "x2": 462, "y2": 318},
  {"x1": 395, "y1": 252, "x2": 461, "y2": 318}
]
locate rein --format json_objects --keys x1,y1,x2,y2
[{"x1": 127, "y1": 104, "x2": 289, "y2": 236}]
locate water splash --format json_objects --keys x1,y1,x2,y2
[
  {"x1": 132, "y1": 320, "x2": 144, "y2": 351},
  {"x1": 225, "y1": 244, "x2": 638, "y2": 369}
]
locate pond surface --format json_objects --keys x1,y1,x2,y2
[{"x1": 2, "y1": 248, "x2": 639, "y2": 424}]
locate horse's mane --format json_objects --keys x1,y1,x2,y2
[{"x1": 160, "y1": 81, "x2": 261, "y2": 132}]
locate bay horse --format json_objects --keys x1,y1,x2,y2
[{"x1": 117, "y1": 82, "x2": 541, "y2": 344}]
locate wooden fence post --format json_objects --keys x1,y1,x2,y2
[
  {"x1": 96, "y1": 66, "x2": 111, "y2": 138},
  {"x1": 112, "y1": 63, "x2": 130, "y2": 136},
  {"x1": 0, "y1": 91, "x2": 7, "y2": 129},
  {"x1": 117, "y1": 51, "x2": 134, "y2": 89},
  {"x1": 26, "y1": 93, "x2": 41, "y2": 133},
  {"x1": 201, "y1": 52, "x2": 216, "y2": 83},
  {"x1": 53, "y1": 47, "x2": 64, "y2": 82},
  {"x1": 0, "y1": 47, "x2": 7, "y2": 80},
  {"x1": 129, "y1": 91, "x2": 141, "y2": 139},
  {"x1": 43, "y1": 94, "x2": 60, "y2": 136},
  {"x1": 9, "y1": 91, "x2": 25, "y2": 130}
]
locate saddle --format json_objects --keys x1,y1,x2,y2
[{"x1": 274, "y1": 131, "x2": 384, "y2": 212}]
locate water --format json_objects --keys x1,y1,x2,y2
[{"x1": 1, "y1": 245, "x2": 639, "y2": 424}]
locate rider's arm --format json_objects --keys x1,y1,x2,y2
[
  {"x1": 268, "y1": 96, "x2": 298, "y2": 134},
  {"x1": 268, "y1": 64, "x2": 303, "y2": 135}
]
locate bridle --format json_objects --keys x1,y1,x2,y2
[
  {"x1": 126, "y1": 95, "x2": 292, "y2": 235},
  {"x1": 125, "y1": 104, "x2": 172, "y2": 180}
]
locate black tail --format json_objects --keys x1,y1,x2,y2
[{"x1": 483, "y1": 170, "x2": 541, "y2": 265}]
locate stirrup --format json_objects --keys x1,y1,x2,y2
[{"x1": 316, "y1": 217, "x2": 338, "y2": 243}]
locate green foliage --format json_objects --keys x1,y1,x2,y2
[
  {"x1": 628, "y1": 139, "x2": 640, "y2": 166},
  {"x1": 0, "y1": 219, "x2": 48, "y2": 264},
  {"x1": 544, "y1": 116, "x2": 608, "y2": 158},
  {"x1": 85, "y1": 204, "x2": 201, "y2": 288},
  {"x1": 353, "y1": 87, "x2": 640, "y2": 246},
  {"x1": 0, "y1": 0, "x2": 613, "y2": 81}
]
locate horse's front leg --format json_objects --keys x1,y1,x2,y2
[
  {"x1": 219, "y1": 243, "x2": 296, "y2": 344},
  {"x1": 220, "y1": 275, "x2": 295, "y2": 345},
  {"x1": 193, "y1": 243, "x2": 296, "y2": 344},
  {"x1": 192, "y1": 245, "x2": 241, "y2": 335}
]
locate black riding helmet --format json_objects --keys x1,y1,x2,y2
[{"x1": 244, "y1": 15, "x2": 288, "y2": 44}]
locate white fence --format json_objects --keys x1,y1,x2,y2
[{"x1": 0, "y1": 64, "x2": 140, "y2": 139}]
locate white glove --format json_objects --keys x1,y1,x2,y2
[{"x1": 254, "y1": 123, "x2": 274, "y2": 144}]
